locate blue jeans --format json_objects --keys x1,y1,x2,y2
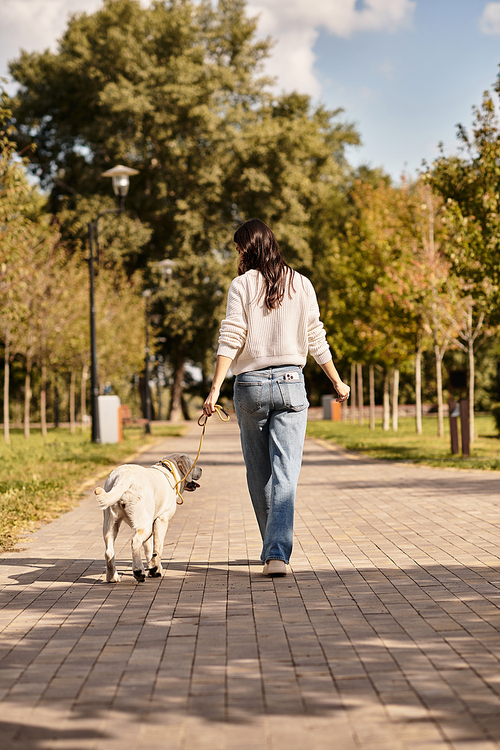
[{"x1": 234, "y1": 365, "x2": 309, "y2": 564}]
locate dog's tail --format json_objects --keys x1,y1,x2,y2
[{"x1": 95, "y1": 475, "x2": 131, "y2": 510}]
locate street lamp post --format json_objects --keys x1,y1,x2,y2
[
  {"x1": 88, "y1": 165, "x2": 139, "y2": 443},
  {"x1": 156, "y1": 352, "x2": 166, "y2": 421}
]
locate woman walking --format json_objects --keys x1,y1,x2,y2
[{"x1": 203, "y1": 219, "x2": 350, "y2": 576}]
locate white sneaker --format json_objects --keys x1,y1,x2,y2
[{"x1": 262, "y1": 559, "x2": 287, "y2": 576}]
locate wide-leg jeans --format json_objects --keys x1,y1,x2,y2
[{"x1": 234, "y1": 365, "x2": 309, "y2": 564}]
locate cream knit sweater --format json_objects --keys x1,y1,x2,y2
[{"x1": 217, "y1": 269, "x2": 332, "y2": 375}]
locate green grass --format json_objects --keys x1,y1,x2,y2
[
  {"x1": 0, "y1": 423, "x2": 186, "y2": 551},
  {"x1": 306, "y1": 414, "x2": 500, "y2": 470}
]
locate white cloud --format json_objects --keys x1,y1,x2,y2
[
  {"x1": 2, "y1": 1, "x2": 102, "y2": 55},
  {"x1": 0, "y1": 0, "x2": 103, "y2": 89},
  {"x1": 0, "y1": 0, "x2": 145, "y2": 84},
  {"x1": 479, "y1": 2, "x2": 500, "y2": 34},
  {"x1": 248, "y1": 0, "x2": 415, "y2": 96}
]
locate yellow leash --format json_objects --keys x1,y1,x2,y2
[{"x1": 170, "y1": 404, "x2": 230, "y2": 505}]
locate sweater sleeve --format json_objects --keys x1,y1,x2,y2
[
  {"x1": 306, "y1": 280, "x2": 332, "y2": 365},
  {"x1": 217, "y1": 279, "x2": 247, "y2": 360}
]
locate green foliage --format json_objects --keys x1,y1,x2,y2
[
  {"x1": 490, "y1": 404, "x2": 500, "y2": 435},
  {"x1": 427, "y1": 91, "x2": 500, "y2": 309},
  {"x1": 11, "y1": 0, "x2": 500, "y2": 424},
  {"x1": 0, "y1": 164, "x2": 149, "y2": 429},
  {"x1": 0, "y1": 90, "x2": 32, "y2": 348},
  {"x1": 225, "y1": 93, "x2": 360, "y2": 268},
  {"x1": 315, "y1": 172, "x2": 421, "y2": 366},
  {"x1": 57, "y1": 194, "x2": 153, "y2": 273},
  {"x1": 8, "y1": 0, "x2": 360, "y2": 394},
  {"x1": 0, "y1": 81, "x2": 154, "y2": 431},
  {"x1": 421, "y1": 89, "x2": 500, "y2": 430}
]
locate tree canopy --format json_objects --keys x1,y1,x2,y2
[{"x1": 9, "y1": 0, "x2": 360, "y2": 417}]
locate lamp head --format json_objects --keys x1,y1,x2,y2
[
  {"x1": 101, "y1": 165, "x2": 139, "y2": 198},
  {"x1": 157, "y1": 258, "x2": 177, "y2": 279}
]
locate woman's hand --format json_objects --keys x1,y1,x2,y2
[
  {"x1": 203, "y1": 386, "x2": 220, "y2": 416},
  {"x1": 318, "y1": 360, "x2": 351, "y2": 403},
  {"x1": 333, "y1": 381, "x2": 350, "y2": 403},
  {"x1": 202, "y1": 355, "x2": 232, "y2": 417}
]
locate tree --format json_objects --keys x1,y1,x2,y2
[
  {"x1": 433, "y1": 286, "x2": 492, "y2": 445},
  {"x1": 324, "y1": 175, "x2": 419, "y2": 431},
  {"x1": 429, "y1": 91, "x2": 500, "y2": 290},
  {"x1": 379, "y1": 181, "x2": 454, "y2": 437},
  {"x1": 95, "y1": 267, "x2": 147, "y2": 387},
  {"x1": 15, "y1": 215, "x2": 62, "y2": 438},
  {"x1": 427, "y1": 89, "x2": 500, "y2": 442},
  {"x1": 41, "y1": 253, "x2": 89, "y2": 434},
  {"x1": 0, "y1": 90, "x2": 32, "y2": 442}
]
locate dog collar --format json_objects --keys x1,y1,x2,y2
[
  {"x1": 157, "y1": 460, "x2": 174, "y2": 474},
  {"x1": 153, "y1": 461, "x2": 185, "y2": 505}
]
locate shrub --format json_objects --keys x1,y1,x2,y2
[{"x1": 490, "y1": 404, "x2": 500, "y2": 435}]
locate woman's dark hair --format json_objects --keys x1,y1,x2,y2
[{"x1": 234, "y1": 218, "x2": 294, "y2": 310}]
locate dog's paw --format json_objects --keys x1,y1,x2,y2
[
  {"x1": 133, "y1": 569, "x2": 146, "y2": 582},
  {"x1": 106, "y1": 573, "x2": 121, "y2": 583},
  {"x1": 148, "y1": 566, "x2": 162, "y2": 578}
]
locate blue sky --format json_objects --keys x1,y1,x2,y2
[
  {"x1": 313, "y1": 1, "x2": 500, "y2": 177},
  {"x1": 2, "y1": 1, "x2": 500, "y2": 179}
]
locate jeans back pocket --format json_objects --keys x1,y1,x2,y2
[
  {"x1": 235, "y1": 381, "x2": 263, "y2": 414},
  {"x1": 277, "y1": 380, "x2": 309, "y2": 412}
]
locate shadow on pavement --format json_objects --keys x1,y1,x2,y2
[{"x1": 2, "y1": 552, "x2": 500, "y2": 746}]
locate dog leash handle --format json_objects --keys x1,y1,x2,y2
[{"x1": 197, "y1": 404, "x2": 230, "y2": 426}]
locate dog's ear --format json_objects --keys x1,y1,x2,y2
[{"x1": 175, "y1": 454, "x2": 192, "y2": 477}]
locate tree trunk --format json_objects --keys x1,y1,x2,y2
[
  {"x1": 415, "y1": 348, "x2": 423, "y2": 435},
  {"x1": 341, "y1": 395, "x2": 348, "y2": 421},
  {"x1": 383, "y1": 371, "x2": 390, "y2": 431},
  {"x1": 369, "y1": 365, "x2": 375, "y2": 431},
  {"x1": 70, "y1": 370, "x2": 76, "y2": 435},
  {"x1": 81, "y1": 365, "x2": 88, "y2": 431},
  {"x1": 54, "y1": 384, "x2": 60, "y2": 428},
  {"x1": 24, "y1": 369, "x2": 31, "y2": 439},
  {"x1": 181, "y1": 394, "x2": 190, "y2": 421},
  {"x1": 357, "y1": 363, "x2": 363, "y2": 426},
  {"x1": 169, "y1": 354, "x2": 185, "y2": 423},
  {"x1": 41, "y1": 363, "x2": 47, "y2": 438},
  {"x1": 434, "y1": 344, "x2": 444, "y2": 438},
  {"x1": 3, "y1": 334, "x2": 10, "y2": 444},
  {"x1": 392, "y1": 366, "x2": 399, "y2": 432},
  {"x1": 469, "y1": 339, "x2": 475, "y2": 445},
  {"x1": 350, "y1": 362, "x2": 356, "y2": 426},
  {"x1": 342, "y1": 372, "x2": 348, "y2": 422}
]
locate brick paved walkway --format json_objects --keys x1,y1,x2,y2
[{"x1": 2, "y1": 419, "x2": 500, "y2": 750}]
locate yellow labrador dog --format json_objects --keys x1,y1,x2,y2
[{"x1": 95, "y1": 453, "x2": 202, "y2": 583}]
